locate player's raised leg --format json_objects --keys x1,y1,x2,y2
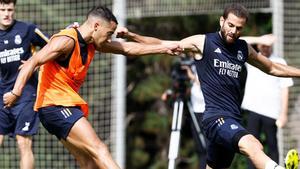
[
  {"x1": 238, "y1": 134, "x2": 286, "y2": 169},
  {"x1": 61, "y1": 117, "x2": 120, "y2": 169}
]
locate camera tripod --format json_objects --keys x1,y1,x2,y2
[{"x1": 167, "y1": 97, "x2": 206, "y2": 169}]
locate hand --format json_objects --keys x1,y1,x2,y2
[
  {"x1": 166, "y1": 44, "x2": 183, "y2": 56},
  {"x1": 18, "y1": 60, "x2": 28, "y2": 70},
  {"x1": 276, "y1": 114, "x2": 288, "y2": 128},
  {"x1": 115, "y1": 26, "x2": 129, "y2": 39},
  {"x1": 161, "y1": 89, "x2": 172, "y2": 101},
  {"x1": 161, "y1": 92, "x2": 168, "y2": 101},
  {"x1": 66, "y1": 22, "x2": 80, "y2": 29},
  {"x1": 3, "y1": 91, "x2": 19, "y2": 108}
]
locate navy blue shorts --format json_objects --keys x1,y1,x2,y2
[
  {"x1": 38, "y1": 106, "x2": 84, "y2": 140},
  {"x1": 0, "y1": 101, "x2": 39, "y2": 136},
  {"x1": 202, "y1": 116, "x2": 249, "y2": 168}
]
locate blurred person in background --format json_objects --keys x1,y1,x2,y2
[{"x1": 241, "y1": 34, "x2": 294, "y2": 169}]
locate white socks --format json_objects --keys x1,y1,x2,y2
[{"x1": 265, "y1": 160, "x2": 284, "y2": 169}]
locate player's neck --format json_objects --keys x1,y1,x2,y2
[{"x1": 77, "y1": 24, "x2": 93, "y2": 44}]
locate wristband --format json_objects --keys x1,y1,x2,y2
[{"x1": 10, "y1": 91, "x2": 20, "y2": 97}]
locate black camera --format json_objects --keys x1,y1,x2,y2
[{"x1": 170, "y1": 57, "x2": 193, "y2": 96}]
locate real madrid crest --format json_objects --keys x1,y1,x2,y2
[
  {"x1": 237, "y1": 50, "x2": 243, "y2": 61},
  {"x1": 14, "y1": 34, "x2": 22, "y2": 45}
]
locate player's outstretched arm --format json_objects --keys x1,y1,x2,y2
[
  {"x1": 179, "y1": 35, "x2": 204, "y2": 52},
  {"x1": 178, "y1": 35, "x2": 205, "y2": 60},
  {"x1": 116, "y1": 26, "x2": 164, "y2": 44},
  {"x1": 241, "y1": 34, "x2": 276, "y2": 46},
  {"x1": 247, "y1": 44, "x2": 300, "y2": 77},
  {"x1": 116, "y1": 27, "x2": 205, "y2": 59},
  {"x1": 3, "y1": 36, "x2": 75, "y2": 107},
  {"x1": 97, "y1": 41, "x2": 182, "y2": 58}
]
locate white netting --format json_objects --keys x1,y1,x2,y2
[
  {"x1": 127, "y1": 0, "x2": 271, "y2": 18},
  {"x1": 282, "y1": 0, "x2": 300, "y2": 160}
]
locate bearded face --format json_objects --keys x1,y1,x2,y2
[{"x1": 219, "y1": 13, "x2": 246, "y2": 44}]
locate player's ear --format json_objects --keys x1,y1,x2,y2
[
  {"x1": 219, "y1": 16, "x2": 224, "y2": 27},
  {"x1": 94, "y1": 21, "x2": 100, "y2": 31},
  {"x1": 94, "y1": 22, "x2": 100, "y2": 31}
]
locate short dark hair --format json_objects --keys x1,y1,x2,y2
[
  {"x1": 87, "y1": 6, "x2": 118, "y2": 25},
  {"x1": 223, "y1": 3, "x2": 249, "y2": 22},
  {"x1": 0, "y1": 0, "x2": 16, "y2": 5}
]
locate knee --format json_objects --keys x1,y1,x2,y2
[
  {"x1": 16, "y1": 135, "x2": 33, "y2": 152},
  {"x1": 238, "y1": 134, "x2": 263, "y2": 158}
]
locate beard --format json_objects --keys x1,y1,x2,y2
[{"x1": 220, "y1": 26, "x2": 239, "y2": 44}]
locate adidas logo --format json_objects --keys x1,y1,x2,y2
[{"x1": 214, "y1": 48, "x2": 221, "y2": 53}]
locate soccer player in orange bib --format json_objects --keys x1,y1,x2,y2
[{"x1": 3, "y1": 5, "x2": 181, "y2": 169}]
